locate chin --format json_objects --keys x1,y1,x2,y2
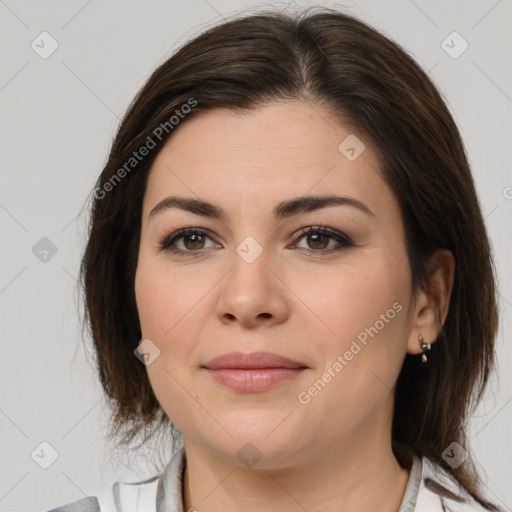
[
  {"x1": 190, "y1": 413, "x2": 309, "y2": 468},
  {"x1": 206, "y1": 437, "x2": 307, "y2": 470}
]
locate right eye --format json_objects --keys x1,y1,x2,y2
[{"x1": 157, "y1": 228, "x2": 221, "y2": 256}]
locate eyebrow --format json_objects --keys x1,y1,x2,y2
[{"x1": 149, "y1": 194, "x2": 375, "y2": 221}]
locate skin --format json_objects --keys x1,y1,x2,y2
[{"x1": 135, "y1": 101, "x2": 455, "y2": 512}]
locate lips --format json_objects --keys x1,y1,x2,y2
[
  {"x1": 203, "y1": 351, "x2": 307, "y2": 370},
  {"x1": 202, "y1": 351, "x2": 308, "y2": 392}
]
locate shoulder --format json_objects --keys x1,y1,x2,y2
[
  {"x1": 45, "y1": 474, "x2": 160, "y2": 512},
  {"x1": 414, "y1": 456, "x2": 498, "y2": 512},
  {"x1": 46, "y1": 447, "x2": 186, "y2": 512}
]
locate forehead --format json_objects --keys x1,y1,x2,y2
[{"x1": 143, "y1": 101, "x2": 394, "y2": 220}]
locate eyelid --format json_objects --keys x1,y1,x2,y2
[{"x1": 292, "y1": 225, "x2": 352, "y2": 242}]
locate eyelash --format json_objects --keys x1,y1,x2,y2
[{"x1": 157, "y1": 225, "x2": 354, "y2": 257}]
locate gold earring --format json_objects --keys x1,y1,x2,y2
[{"x1": 419, "y1": 335, "x2": 431, "y2": 363}]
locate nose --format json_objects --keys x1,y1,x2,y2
[{"x1": 215, "y1": 248, "x2": 290, "y2": 329}]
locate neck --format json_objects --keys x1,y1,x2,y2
[{"x1": 182, "y1": 409, "x2": 410, "y2": 511}]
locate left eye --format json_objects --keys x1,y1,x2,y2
[{"x1": 291, "y1": 227, "x2": 353, "y2": 253}]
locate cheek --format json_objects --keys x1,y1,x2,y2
[
  {"x1": 293, "y1": 255, "x2": 410, "y2": 349},
  {"x1": 135, "y1": 256, "x2": 204, "y2": 433},
  {"x1": 294, "y1": 255, "x2": 410, "y2": 409},
  {"x1": 135, "y1": 252, "x2": 208, "y2": 341},
  {"x1": 135, "y1": 252, "x2": 212, "y2": 382}
]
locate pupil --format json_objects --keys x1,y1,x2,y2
[
  {"x1": 185, "y1": 234, "x2": 203, "y2": 249},
  {"x1": 309, "y1": 233, "x2": 327, "y2": 249}
]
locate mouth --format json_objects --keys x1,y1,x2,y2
[{"x1": 202, "y1": 351, "x2": 308, "y2": 392}]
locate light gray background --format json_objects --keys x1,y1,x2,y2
[{"x1": 1, "y1": 1, "x2": 511, "y2": 511}]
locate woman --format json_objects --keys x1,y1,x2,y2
[{"x1": 50, "y1": 7, "x2": 501, "y2": 512}]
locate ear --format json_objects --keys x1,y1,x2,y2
[{"x1": 406, "y1": 249, "x2": 455, "y2": 355}]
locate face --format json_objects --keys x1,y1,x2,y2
[{"x1": 135, "y1": 101, "x2": 416, "y2": 468}]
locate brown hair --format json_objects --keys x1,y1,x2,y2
[{"x1": 79, "y1": 7, "x2": 499, "y2": 507}]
